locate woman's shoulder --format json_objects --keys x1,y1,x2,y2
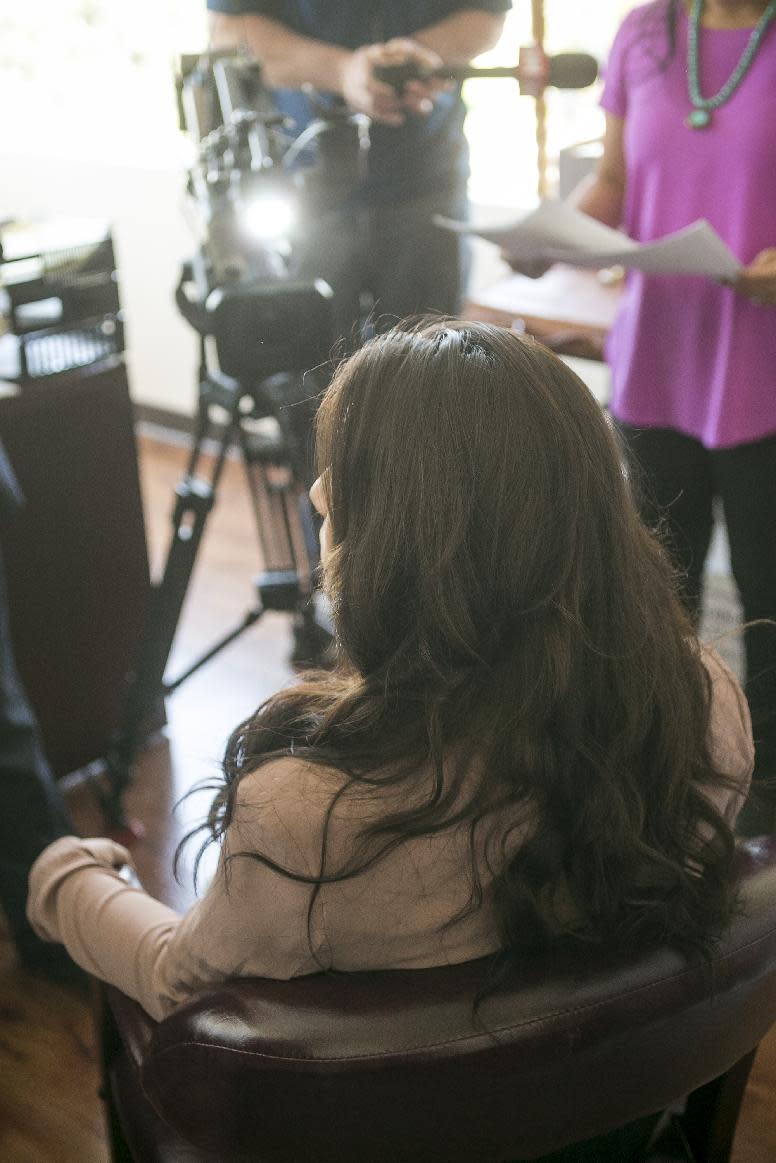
[
  {"x1": 234, "y1": 756, "x2": 349, "y2": 817},
  {"x1": 608, "y1": 1, "x2": 676, "y2": 64},
  {"x1": 224, "y1": 758, "x2": 351, "y2": 877},
  {"x1": 230, "y1": 756, "x2": 443, "y2": 859},
  {"x1": 700, "y1": 644, "x2": 755, "y2": 786},
  {"x1": 700, "y1": 643, "x2": 748, "y2": 707},
  {"x1": 616, "y1": 0, "x2": 673, "y2": 34}
]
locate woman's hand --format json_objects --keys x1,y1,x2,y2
[
  {"x1": 732, "y1": 248, "x2": 776, "y2": 306},
  {"x1": 501, "y1": 253, "x2": 553, "y2": 279},
  {"x1": 27, "y1": 836, "x2": 133, "y2": 942}
]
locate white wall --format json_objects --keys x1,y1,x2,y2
[{"x1": 4, "y1": 155, "x2": 200, "y2": 417}]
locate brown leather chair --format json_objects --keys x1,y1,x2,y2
[{"x1": 98, "y1": 837, "x2": 776, "y2": 1163}]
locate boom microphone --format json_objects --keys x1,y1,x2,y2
[{"x1": 375, "y1": 48, "x2": 599, "y2": 97}]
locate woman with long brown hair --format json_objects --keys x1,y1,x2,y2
[{"x1": 26, "y1": 321, "x2": 752, "y2": 1021}]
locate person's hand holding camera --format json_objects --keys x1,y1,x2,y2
[{"x1": 339, "y1": 39, "x2": 448, "y2": 126}]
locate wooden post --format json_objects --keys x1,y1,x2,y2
[{"x1": 531, "y1": 0, "x2": 548, "y2": 198}]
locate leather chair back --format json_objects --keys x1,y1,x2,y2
[{"x1": 104, "y1": 838, "x2": 776, "y2": 1162}]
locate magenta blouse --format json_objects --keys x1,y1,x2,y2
[{"x1": 601, "y1": 0, "x2": 776, "y2": 449}]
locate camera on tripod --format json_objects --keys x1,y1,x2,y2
[
  {"x1": 175, "y1": 50, "x2": 368, "y2": 385},
  {"x1": 102, "y1": 52, "x2": 363, "y2": 825}
]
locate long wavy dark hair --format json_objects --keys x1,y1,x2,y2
[{"x1": 195, "y1": 320, "x2": 739, "y2": 965}]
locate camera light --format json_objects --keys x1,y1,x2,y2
[{"x1": 241, "y1": 193, "x2": 297, "y2": 241}]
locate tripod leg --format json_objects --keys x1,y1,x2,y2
[
  {"x1": 102, "y1": 399, "x2": 239, "y2": 825},
  {"x1": 239, "y1": 433, "x2": 332, "y2": 667},
  {"x1": 102, "y1": 372, "x2": 332, "y2": 827}
]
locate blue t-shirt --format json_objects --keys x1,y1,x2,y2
[{"x1": 206, "y1": 0, "x2": 511, "y2": 202}]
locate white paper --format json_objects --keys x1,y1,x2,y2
[{"x1": 435, "y1": 200, "x2": 742, "y2": 281}]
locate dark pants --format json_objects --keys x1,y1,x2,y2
[
  {"x1": 297, "y1": 181, "x2": 469, "y2": 350},
  {"x1": 288, "y1": 181, "x2": 468, "y2": 486},
  {"x1": 365, "y1": 183, "x2": 470, "y2": 325},
  {"x1": 0, "y1": 545, "x2": 73, "y2": 958},
  {"x1": 617, "y1": 424, "x2": 776, "y2": 785}
]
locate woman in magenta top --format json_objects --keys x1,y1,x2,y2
[{"x1": 576, "y1": 0, "x2": 776, "y2": 833}]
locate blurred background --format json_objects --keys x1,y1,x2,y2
[{"x1": 1, "y1": 0, "x2": 634, "y2": 419}]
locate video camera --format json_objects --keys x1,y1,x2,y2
[
  {"x1": 175, "y1": 50, "x2": 368, "y2": 384},
  {"x1": 101, "y1": 53, "x2": 358, "y2": 828}
]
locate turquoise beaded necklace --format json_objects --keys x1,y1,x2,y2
[{"x1": 686, "y1": 0, "x2": 776, "y2": 128}]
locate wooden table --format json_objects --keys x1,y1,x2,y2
[{"x1": 464, "y1": 265, "x2": 622, "y2": 360}]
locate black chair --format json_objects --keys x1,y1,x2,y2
[{"x1": 99, "y1": 837, "x2": 776, "y2": 1162}]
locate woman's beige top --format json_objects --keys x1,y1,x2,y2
[{"x1": 27, "y1": 649, "x2": 753, "y2": 1022}]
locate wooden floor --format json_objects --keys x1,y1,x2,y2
[
  {"x1": 0, "y1": 429, "x2": 775, "y2": 1161},
  {"x1": 0, "y1": 429, "x2": 298, "y2": 1161}
]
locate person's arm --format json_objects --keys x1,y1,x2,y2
[
  {"x1": 411, "y1": 8, "x2": 507, "y2": 64},
  {"x1": 208, "y1": 6, "x2": 506, "y2": 125},
  {"x1": 208, "y1": 11, "x2": 350, "y2": 93},
  {"x1": 207, "y1": 11, "x2": 444, "y2": 125},
  {"x1": 569, "y1": 113, "x2": 626, "y2": 229},
  {"x1": 27, "y1": 760, "x2": 338, "y2": 1021},
  {"x1": 502, "y1": 114, "x2": 626, "y2": 279}
]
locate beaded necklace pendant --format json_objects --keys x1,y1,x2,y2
[
  {"x1": 685, "y1": 0, "x2": 776, "y2": 130},
  {"x1": 685, "y1": 107, "x2": 712, "y2": 129}
]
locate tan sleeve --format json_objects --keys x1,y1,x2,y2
[
  {"x1": 702, "y1": 645, "x2": 755, "y2": 825},
  {"x1": 26, "y1": 760, "x2": 339, "y2": 1021}
]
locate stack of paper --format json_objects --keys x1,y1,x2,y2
[{"x1": 435, "y1": 200, "x2": 741, "y2": 281}]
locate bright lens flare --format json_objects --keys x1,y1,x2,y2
[{"x1": 242, "y1": 194, "x2": 297, "y2": 240}]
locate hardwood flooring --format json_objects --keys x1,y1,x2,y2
[
  {"x1": 0, "y1": 428, "x2": 297, "y2": 1161},
  {"x1": 0, "y1": 429, "x2": 775, "y2": 1162}
]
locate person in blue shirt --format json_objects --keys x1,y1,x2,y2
[{"x1": 207, "y1": 2, "x2": 511, "y2": 336}]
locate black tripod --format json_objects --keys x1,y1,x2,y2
[{"x1": 100, "y1": 304, "x2": 331, "y2": 830}]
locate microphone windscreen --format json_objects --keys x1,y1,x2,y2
[{"x1": 547, "y1": 53, "x2": 599, "y2": 89}]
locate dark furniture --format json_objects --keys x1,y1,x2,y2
[
  {"x1": 0, "y1": 219, "x2": 149, "y2": 779},
  {"x1": 0, "y1": 357, "x2": 149, "y2": 779},
  {"x1": 99, "y1": 837, "x2": 776, "y2": 1162}
]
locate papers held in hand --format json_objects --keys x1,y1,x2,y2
[{"x1": 434, "y1": 200, "x2": 742, "y2": 281}]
